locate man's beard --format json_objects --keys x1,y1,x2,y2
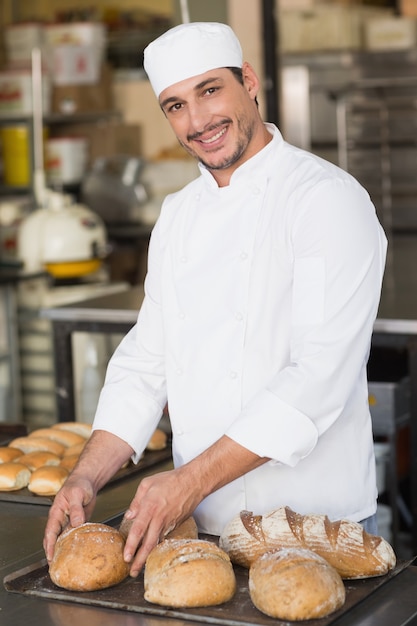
[{"x1": 179, "y1": 115, "x2": 255, "y2": 172}]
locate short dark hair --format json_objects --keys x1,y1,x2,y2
[{"x1": 227, "y1": 67, "x2": 259, "y2": 107}]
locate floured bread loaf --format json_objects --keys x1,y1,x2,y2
[
  {"x1": 49, "y1": 523, "x2": 130, "y2": 591},
  {"x1": 0, "y1": 462, "x2": 31, "y2": 491},
  {"x1": 249, "y1": 547, "x2": 345, "y2": 620},
  {"x1": 219, "y1": 506, "x2": 396, "y2": 579},
  {"x1": 28, "y1": 466, "x2": 69, "y2": 496},
  {"x1": 144, "y1": 538, "x2": 236, "y2": 607}
]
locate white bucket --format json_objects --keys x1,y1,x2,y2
[{"x1": 45, "y1": 136, "x2": 88, "y2": 184}]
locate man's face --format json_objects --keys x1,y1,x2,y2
[{"x1": 159, "y1": 65, "x2": 261, "y2": 183}]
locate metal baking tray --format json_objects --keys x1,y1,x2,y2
[
  {"x1": 0, "y1": 446, "x2": 172, "y2": 505},
  {"x1": 4, "y1": 543, "x2": 412, "y2": 626}
]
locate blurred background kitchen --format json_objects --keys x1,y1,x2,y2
[{"x1": 0, "y1": 0, "x2": 416, "y2": 556}]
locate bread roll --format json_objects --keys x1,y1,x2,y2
[
  {"x1": 249, "y1": 548, "x2": 345, "y2": 620},
  {"x1": 28, "y1": 466, "x2": 69, "y2": 496},
  {"x1": 219, "y1": 506, "x2": 396, "y2": 579},
  {"x1": 0, "y1": 446, "x2": 22, "y2": 463},
  {"x1": 146, "y1": 428, "x2": 167, "y2": 451},
  {"x1": 63, "y1": 441, "x2": 85, "y2": 457},
  {"x1": 9, "y1": 436, "x2": 65, "y2": 457},
  {"x1": 0, "y1": 462, "x2": 31, "y2": 491},
  {"x1": 29, "y1": 427, "x2": 85, "y2": 448},
  {"x1": 52, "y1": 421, "x2": 92, "y2": 439},
  {"x1": 144, "y1": 538, "x2": 236, "y2": 607},
  {"x1": 59, "y1": 454, "x2": 79, "y2": 472},
  {"x1": 17, "y1": 451, "x2": 61, "y2": 471},
  {"x1": 49, "y1": 523, "x2": 130, "y2": 591}
]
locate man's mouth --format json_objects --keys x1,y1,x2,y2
[{"x1": 199, "y1": 127, "x2": 227, "y2": 144}]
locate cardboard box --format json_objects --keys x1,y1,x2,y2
[
  {"x1": 50, "y1": 120, "x2": 142, "y2": 166},
  {"x1": 400, "y1": 0, "x2": 417, "y2": 17},
  {"x1": 51, "y1": 64, "x2": 113, "y2": 114},
  {"x1": 364, "y1": 16, "x2": 417, "y2": 50}
]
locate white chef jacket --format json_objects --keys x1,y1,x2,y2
[{"x1": 93, "y1": 124, "x2": 387, "y2": 535}]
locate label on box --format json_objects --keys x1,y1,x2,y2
[{"x1": 48, "y1": 45, "x2": 101, "y2": 85}]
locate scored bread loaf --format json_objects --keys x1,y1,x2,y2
[
  {"x1": 144, "y1": 538, "x2": 236, "y2": 607},
  {"x1": 0, "y1": 462, "x2": 31, "y2": 491},
  {"x1": 28, "y1": 466, "x2": 69, "y2": 496},
  {"x1": 219, "y1": 506, "x2": 396, "y2": 579},
  {"x1": 249, "y1": 547, "x2": 346, "y2": 620},
  {"x1": 49, "y1": 523, "x2": 130, "y2": 591}
]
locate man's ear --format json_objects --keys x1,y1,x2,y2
[{"x1": 242, "y1": 62, "x2": 260, "y2": 101}]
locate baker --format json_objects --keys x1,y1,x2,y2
[{"x1": 44, "y1": 22, "x2": 387, "y2": 578}]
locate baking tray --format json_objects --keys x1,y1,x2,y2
[
  {"x1": 4, "y1": 540, "x2": 413, "y2": 626},
  {"x1": 0, "y1": 446, "x2": 172, "y2": 505}
]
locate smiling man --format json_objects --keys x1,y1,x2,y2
[{"x1": 44, "y1": 22, "x2": 387, "y2": 579}]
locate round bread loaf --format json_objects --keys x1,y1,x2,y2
[
  {"x1": 144, "y1": 538, "x2": 236, "y2": 607},
  {"x1": 29, "y1": 427, "x2": 85, "y2": 448},
  {"x1": 28, "y1": 465, "x2": 69, "y2": 496},
  {"x1": 249, "y1": 548, "x2": 345, "y2": 620},
  {"x1": 146, "y1": 428, "x2": 167, "y2": 451},
  {"x1": 0, "y1": 446, "x2": 22, "y2": 463},
  {"x1": 17, "y1": 451, "x2": 61, "y2": 471},
  {"x1": 49, "y1": 523, "x2": 130, "y2": 591},
  {"x1": 0, "y1": 462, "x2": 31, "y2": 491},
  {"x1": 52, "y1": 421, "x2": 92, "y2": 439},
  {"x1": 8, "y1": 436, "x2": 66, "y2": 457}
]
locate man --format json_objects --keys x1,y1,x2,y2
[{"x1": 44, "y1": 22, "x2": 387, "y2": 578}]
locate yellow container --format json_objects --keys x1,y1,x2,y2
[{"x1": 0, "y1": 125, "x2": 30, "y2": 186}]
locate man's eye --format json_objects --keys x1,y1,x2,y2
[{"x1": 168, "y1": 103, "x2": 183, "y2": 113}]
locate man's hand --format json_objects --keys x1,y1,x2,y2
[{"x1": 43, "y1": 475, "x2": 96, "y2": 562}]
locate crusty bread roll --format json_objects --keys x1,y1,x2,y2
[
  {"x1": 219, "y1": 506, "x2": 396, "y2": 579},
  {"x1": 52, "y1": 421, "x2": 92, "y2": 439},
  {"x1": 8, "y1": 436, "x2": 66, "y2": 457},
  {"x1": 146, "y1": 428, "x2": 167, "y2": 451},
  {"x1": 0, "y1": 446, "x2": 22, "y2": 463},
  {"x1": 16, "y1": 451, "x2": 61, "y2": 471},
  {"x1": 119, "y1": 515, "x2": 198, "y2": 542},
  {"x1": 144, "y1": 538, "x2": 236, "y2": 607},
  {"x1": 0, "y1": 462, "x2": 31, "y2": 491},
  {"x1": 49, "y1": 523, "x2": 130, "y2": 591},
  {"x1": 29, "y1": 427, "x2": 85, "y2": 448},
  {"x1": 28, "y1": 466, "x2": 69, "y2": 496},
  {"x1": 249, "y1": 547, "x2": 346, "y2": 620}
]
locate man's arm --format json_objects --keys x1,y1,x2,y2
[
  {"x1": 123, "y1": 434, "x2": 268, "y2": 576},
  {"x1": 43, "y1": 430, "x2": 134, "y2": 562}
]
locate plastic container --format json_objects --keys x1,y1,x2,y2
[{"x1": 45, "y1": 136, "x2": 88, "y2": 184}]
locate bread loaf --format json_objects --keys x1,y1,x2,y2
[
  {"x1": 146, "y1": 428, "x2": 167, "y2": 451},
  {"x1": 52, "y1": 421, "x2": 92, "y2": 439},
  {"x1": 144, "y1": 538, "x2": 236, "y2": 607},
  {"x1": 0, "y1": 462, "x2": 31, "y2": 491},
  {"x1": 49, "y1": 523, "x2": 130, "y2": 591},
  {"x1": 59, "y1": 454, "x2": 79, "y2": 472},
  {"x1": 63, "y1": 441, "x2": 85, "y2": 457},
  {"x1": 0, "y1": 446, "x2": 22, "y2": 463},
  {"x1": 9, "y1": 436, "x2": 66, "y2": 457},
  {"x1": 249, "y1": 547, "x2": 345, "y2": 620},
  {"x1": 219, "y1": 506, "x2": 396, "y2": 579},
  {"x1": 28, "y1": 466, "x2": 69, "y2": 496},
  {"x1": 29, "y1": 427, "x2": 85, "y2": 448},
  {"x1": 17, "y1": 451, "x2": 61, "y2": 471}
]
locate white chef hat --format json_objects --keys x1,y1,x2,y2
[{"x1": 143, "y1": 22, "x2": 243, "y2": 98}]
